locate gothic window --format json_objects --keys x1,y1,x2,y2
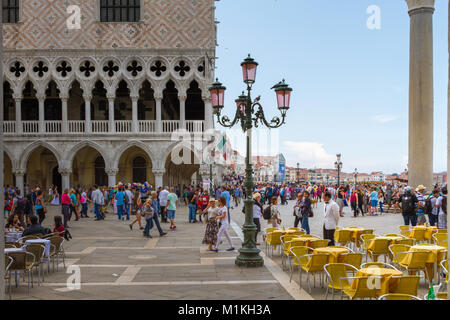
[
  {"x1": 80, "y1": 61, "x2": 96, "y2": 77},
  {"x1": 2, "y1": 0, "x2": 19, "y2": 23},
  {"x1": 174, "y1": 61, "x2": 190, "y2": 77},
  {"x1": 150, "y1": 60, "x2": 166, "y2": 77},
  {"x1": 103, "y1": 60, "x2": 119, "y2": 77},
  {"x1": 10, "y1": 61, "x2": 25, "y2": 78},
  {"x1": 56, "y1": 61, "x2": 72, "y2": 78},
  {"x1": 100, "y1": 0, "x2": 140, "y2": 22},
  {"x1": 33, "y1": 61, "x2": 49, "y2": 78}
]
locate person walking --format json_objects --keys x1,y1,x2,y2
[
  {"x1": 80, "y1": 188, "x2": 89, "y2": 218},
  {"x1": 212, "y1": 196, "x2": 234, "y2": 252},
  {"x1": 427, "y1": 188, "x2": 440, "y2": 226},
  {"x1": 165, "y1": 187, "x2": 178, "y2": 231},
  {"x1": 115, "y1": 186, "x2": 125, "y2": 221},
  {"x1": 91, "y1": 184, "x2": 104, "y2": 221},
  {"x1": 61, "y1": 189, "x2": 71, "y2": 228},
  {"x1": 129, "y1": 192, "x2": 143, "y2": 230},
  {"x1": 187, "y1": 188, "x2": 198, "y2": 223},
  {"x1": 159, "y1": 186, "x2": 169, "y2": 223},
  {"x1": 300, "y1": 191, "x2": 312, "y2": 234},
  {"x1": 323, "y1": 192, "x2": 340, "y2": 246},
  {"x1": 436, "y1": 186, "x2": 447, "y2": 229},
  {"x1": 293, "y1": 192, "x2": 303, "y2": 228},
  {"x1": 150, "y1": 191, "x2": 167, "y2": 237},
  {"x1": 34, "y1": 189, "x2": 46, "y2": 224},
  {"x1": 397, "y1": 186, "x2": 419, "y2": 227},
  {"x1": 252, "y1": 193, "x2": 263, "y2": 244},
  {"x1": 202, "y1": 198, "x2": 220, "y2": 251}
]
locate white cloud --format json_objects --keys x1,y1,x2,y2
[
  {"x1": 282, "y1": 141, "x2": 335, "y2": 168},
  {"x1": 372, "y1": 114, "x2": 398, "y2": 123}
]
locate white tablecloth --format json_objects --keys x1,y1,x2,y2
[
  {"x1": 5, "y1": 232, "x2": 22, "y2": 242},
  {"x1": 24, "y1": 239, "x2": 51, "y2": 262}
]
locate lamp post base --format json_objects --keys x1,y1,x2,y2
[{"x1": 235, "y1": 247, "x2": 264, "y2": 268}]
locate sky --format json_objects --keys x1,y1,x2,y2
[{"x1": 214, "y1": 0, "x2": 448, "y2": 174}]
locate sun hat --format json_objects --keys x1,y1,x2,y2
[{"x1": 416, "y1": 185, "x2": 426, "y2": 191}]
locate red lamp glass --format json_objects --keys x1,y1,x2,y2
[
  {"x1": 235, "y1": 92, "x2": 247, "y2": 115},
  {"x1": 209, "y1": 78, "x2": 226, "y2": 113},
  {"x1": 241, "y1": 54, "x2": 258, "y2": 84},
  {"x1": 273, "y1": 79, "x2": 292, "y2": 110}
]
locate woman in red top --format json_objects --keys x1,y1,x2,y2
[
  {"x1": 61, "y1": 189, "x2": 71, "y2": 228},
  {"x1": 53, "y1": 215, "x2": 65, "y2": 237},
  {"x1": 350, "y1": 189, "x2": 359, "y2": 218}
]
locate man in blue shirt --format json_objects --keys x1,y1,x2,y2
[
  {"x1": 221, "y1": 186, "x2": 231, "y2": 209},
  {"x1": 115, "y1": 187, "x2": 125, "y2": 220}
]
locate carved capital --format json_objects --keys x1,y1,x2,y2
[
  {"x1": 83, "y1": 94, "x2": 93, "y2": 102},
  {"x1": 58, "y1": 167, "x2": 72, "y2": 176},
  {"x1": 405, "y1": 0, "x2": 435, "y2": 13},
  {"x1": 13, "y1": 169, "x2": 26, "y2": 176},
  {"x1": 152, "y1": 169, "x2": 165, "y2": 176},
  {"x1": 105, "y1": 168, "x2": 119, "y2": 176}
]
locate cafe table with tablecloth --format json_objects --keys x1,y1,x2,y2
[
  {"x1": 313, "y1": 247, "x2": 349, "y2": 263},
  {"x1": 24, "y1": 239, "x2": 51, "y2": 262},
  {"x1": 340, "y1": 227, "x2": 366, "y2": 248},
  {"x1": 410, "y1": 226, "x2": 437, "y2": 241},
  {"x1": 5, "y1": 231, "x2": 23, "y2": 243},
  {"x1": 400, "y1": 244, "x2": 446, "y2": 282},
  {"x1": 292, "y1": 236, "x2": 319, "y2": 248},
  {"x1": 353, "y1": 267, "x2": 403, "y2": 296},
  {"x1": 368, "y1": 236, "x2": 404, "y2": 251}
]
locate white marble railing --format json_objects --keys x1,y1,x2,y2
[
  {"x1": 139, "y1": 120, "x2": 156, "y2": 133},
  {"x1": 3, "y1": 120, "x2": 204, "y2": 134}
]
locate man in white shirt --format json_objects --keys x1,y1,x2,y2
[
  {"x1": 91, "y1": 185, "x2": 103, "y2": 221},
  {"x1": 323, "y1": 192, "x2": 340, "y2": 246},
  {"x1": 125, "y1": 185, "x2": 134, "y2": 220},
  {"x1": 159, "y1": 186, "x2": 170, "y2": 223}
]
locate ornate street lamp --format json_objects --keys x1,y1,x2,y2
[
  {"x1": 334, "y1": 153, "x2": 343, "y2": 187},
  {"x1": 209, "y1": 54, "x2": 292, "y2": 268}
]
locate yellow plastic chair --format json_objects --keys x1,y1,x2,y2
[
  {"x1": 361, "y1": 262, "x2": 399, "y2": 270},
  {"x1": 292, "y1": 230, "x2": 306, "y2": 236},
  {"x1": 266, "y1": 230, "x2": 284, "y2": 257},
  {"x1": 281, "y1": 238, "x2": 307, "y2": 271},
  {"x1": 397, "y1": 250, "x2": 431, "y2": 281},
  {"x1": 299, "y1": 253, "x2": 330, "y2": 293},
  {"x1": 433, "y1": 233, "x2": 448, "y2": 247},
  {"x1": 366, "y1": 238, "x2": 391, "y2": 263},
  {"x1": 340, "y1": 253, "x2": 363, "y2": 269},
  {"x1": 391, "y1": 275, "x2": 421, "y2": 296},
  {"x1": 263, "y1": 227, "x2": 277, "y2": 245},
  {"x1": 437, "y1": 229, "x2": 447, "y2": 234},
  {"x1": 399, "y1": 226, "x2": 411, "y2": 237},
  {"x1": 389, "y1": 244, "x2": 412, "y2": 266},
  {"x1": 360, "y1": 234, "x2": 376, "y2": 253},
  {"x1": 355, "y1": 229, "x2": 374, "y2": 249},
  {"x1": 399, "y1": 226, "x2": 410, "y2": 232},
  {"x1": 334, "y1": 229, "x2": 353, "y2": 248},
  {"x1": 379, "y1": 293, "x2": 421, "y2": 300},
  {"x1": 309, "y1": 239, "x2": 330, "y2": 249},
  {"x1": 341, "y1": 276, "x2": 381, "y2": 300},
  {"x1": 409, "y1": 229, "x2": 426, "y2": 243},
  {"x1": 289, "y1": 246, "x2": 312, "y2": 284},
  {"x1": 441, "y1": 260, "x2": 448, "y2": 285},
  {"x1": 324, "y1": 263, "x2": 358, "y2": 300},
  {"x1": 397, "y1": 238, "x2": 414, "y2": 246}
]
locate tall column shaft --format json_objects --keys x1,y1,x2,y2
[
  {"x1": 58, "y1": 168, "x2": 72, "y2": 192},
  {"x1": 204, "y1": 98, "x2": 213, "y2": 130},
  {"x1": 132, "y1": 96, "x2": 138, "y2": 133},
  {"x1": 14, "y1": 172, "x2": 25, "y2": 195},
  {"x1": 84, "y1": 96, "x2": 92, "y2": 133},
  {"x1": 106, "y1": 169, "x2": 118, "y2": 187},
  {"x1": 61, "y1": 97, "x2": 68, "y2": 133},
  {"x1": 179, "y1": 95, "x2": 186, "y2": 129},
  {"x1": 14, "y1": 97, "x2": 22, "y2": 133},
  {"x1": 108, "y1": 97, "x2": 115, "y2": 133},
  {"x1": 406, "y1": 0, "x2": 435, "y2": 190},
  {"x1": 155, "y1": 96, "x2": 162, "y2": 132},
  {"x1": 153, "y1": 169, "x2": 165, "y2": 189},
  {"x1": 38, "y1": 96, "x2": 45, "y2": 133}
]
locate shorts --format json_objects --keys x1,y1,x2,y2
[
  {"x1": 167, "y1": 210, "x2": 176, "y2": 219},
  {"x1": 371, "y1": 200, "x2": 378, "y2": 207}
]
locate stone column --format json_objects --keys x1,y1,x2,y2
[
  {"x1": 14, "y1": 169, "x2": 25, "y2": 195},
  {"x1": 204, "y1": 97, "x2": 213, "y2": 131},
  {"x1": 58, "y1": 167, "x2": 72, "y2": 192},
  {"x1": 153, "y1": 169, "x2": 165, "y2": 189},
  {"x1": 108, "y1": 95, "x2": 115, "y2": 133},
  {"x1": 38, "y1": 95, "x2": 45, "y2": 133},
  {"x1": 131, "y1": 95, "x2": 139, "y2": 133},
  {"x1": 14, "y1": 95, "x2": 22, "y2": 134},
  {"x1": 155, "y1": 94, "x2": 162, "y2": 133},
  {"x1": 179, "y1": 94, "x2": 186, "y2": 130},
  {"x1": 406, "y1": 0, "x2": 435, "y2": 190},
  {"x1": 61, "y1": 95, "x2": 68, "y2": 133},
  {"x1": 84, "y1": 95, "x2": 92, "y2": 133},
  {"x1": 106, "y1": 168, "x2": 119, "y2": 187}
]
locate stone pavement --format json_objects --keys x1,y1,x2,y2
[{"x1": 8, "y1": 202, "x2": 312, "y2": 300}]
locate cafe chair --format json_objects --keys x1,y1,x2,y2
[
  {"x1": 437, "y1": 229, "x2": 447, "y2": 234},
  {"x1": 340, "y1": 253, "x2": 363, "y2": 269},
  {"x1": 399, "y1": 226, "x2": 411, "y2": 238},
  {"x1": 356, "y1": 229, "x2": 374, "y2": 249},
  {"x1": 48, "y1": 236, "x2": 66, "y2": 272},
  {"x1": 340, "y1": 276, "x2": 381, "y2": 300},
  {"x1": 379, "y1": 293, "x2": 421, "y2": 300},
  {"x1": 289, "y1": 246, "x2": 312, "y2": 284},
  {"x1": 396, "y1": 238, "x2": 414, "y2": 246},
  {"x1": 388, "y1": 244, "x2": 412, "y2": 267},
  {"x1": 366, "y1": 238, "x2": 391, "y2": 263},
  {"x1": 25, "y1": 243, "x2": 46, "y2": 286},
  {"x1": 360, "y1": 234, "x2": 376, "y2": 254},
  {"x1": 441, "y1": 260, "x2": 448, "y2": 288},
  {"x1": 409, "y1": 229, "x2": 426, "y2": 244},
  {"x1": 4, "y1": 255, "x2": 14, "y2": 300},
  {"x1": 361, "y1": 262, "x2": 399, "y2": 270},
  {"x1": 281, "y1": 237, "x2": 305, "y2": 271},
  {"x1": 397, "y1": 250, "x2": 431, "y2": 283},
  {"x1": 334, "y1": 229, "x2": 353, "y2": 248},
  {"x1": 6, "y1": 251, "x2": 36, "y2": 294},
  {"x1": 295, "y1": 252, "x2": 330, "y2": 293},
  {"x1": 263, "y1": 228, "x2": 277, "y2": 246},
  {"x1": 433, "y1": 233, "x2": 447, "y2": 247},
  {"x1": 309, "y1": 239, "x2": 330, "y2": 249},
  {"x1": 323, "y1": 263, "x2": 358, "y2": 300},
  {"x1": 391, "y1": 275, "x2": 421, "y2": 296},
  {"x1": 42, "y1": 232, "x2": 60, "y2": 239},
  {"x1": 18, "y1": 235, "x2": 40, "y2": 244}
]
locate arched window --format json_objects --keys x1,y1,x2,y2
[{"x1": 132, "y1": 156, "x2": 147, "y2": 183}]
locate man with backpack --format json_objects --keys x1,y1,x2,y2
[
  {"x1": 12, "y1": 190, "x2": 27, "y2": 226},
  {"x1": 425, "y1": 188, "x2": 440, "y2": 226},
  {"x1": 436, "y1": 186, "x2": 447, "y2": 229},
  {"x1": 397, "y1": 186, "x2": 418, "y2": 227}
]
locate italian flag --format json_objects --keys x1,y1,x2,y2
[{"x1": 217, "y1": 135, "x2": 227, "y2": 160}]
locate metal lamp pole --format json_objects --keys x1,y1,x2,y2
[
  {"x1": 354, "y1": 168, "x2": 358, "y2": 187},
  {"x1": 209, "y1": 54, "x2": 293, "y2": 268},
  {"x1": 335, "y1": 154, "x2": 343, "y2": 187}
]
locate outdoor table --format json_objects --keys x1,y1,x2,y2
[
  {"x1": 313, "y1": 247, "x2": 349, "y2": 263},
  {"x1": 368, "y1": 236, "x2": 404, "y2": 250},
  {"x1": 292, "y1": 236, "x2": 319, "y2": 248},
  {"x1": 340, "y1": 227, "x2": 365, "y2": 248},
  {"x1": 24, "y1": 239, "x2": 51, "y2": 262},
  {"x1": 5, "y1": 231, "x2": 23, "y2": 243},
  {"x1": 400, "y1": 244, "x2": 446, "y2": 282},
  {"x1": 410, "y1": 226, "x2": 437, "y2": 241},
  {"x1": 354, "y1": 267, "x2": 403, "y2": 296}
]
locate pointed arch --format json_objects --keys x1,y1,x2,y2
[
  {"x1": 112, "y1": 140, "x2": 155, "y2": 169},
  {"x1": 19, "y1": 141, "x2": 62, "y2": 169},
  {"x1": 66, "y1": 140, "x2": 110, "y2": 168}
]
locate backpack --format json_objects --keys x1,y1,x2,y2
[
  {"x1": 442, "y1": 197, "x2": 447, "y2": 215},
  {"x1": 14, "y1": 198, "x2": 26, "y2": 214},
  {"x1": 262, "y1": 205, "x2": 272, "y2": 220},
  {"x1": 424, "y1": 196, "x2": 433, "y2": 215},
  {"x1": 401, "y1": 194, "x2": 416, "y2": 214}
]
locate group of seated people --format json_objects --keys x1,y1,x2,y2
[{"x1": 5, "y1": 214, "x2": 66, "y2": 238}]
